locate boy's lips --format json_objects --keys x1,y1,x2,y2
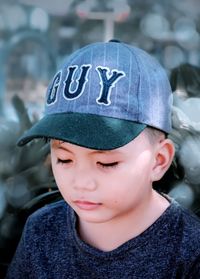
[{"x1": 74, "y1": 200, "x2": 102, "y2": 210}]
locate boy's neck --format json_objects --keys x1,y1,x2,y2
[{"x1": 77, "y1": 190, "x2": 170, "y2": 252}]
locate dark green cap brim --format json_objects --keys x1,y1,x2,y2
[{"x1": 17, "y1": 113, "x2": 146, "y2": 150}]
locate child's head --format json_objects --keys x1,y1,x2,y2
[{"x1": 17, "y1": 41, "x2": 175, "y2": 222}]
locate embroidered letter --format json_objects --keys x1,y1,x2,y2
[
  {"x1": 46, "y1": 71, "x2": 61, "y2": 105},
  {"x1": 63, "y1": 65, "x2": 91, "y2": 100},
  {"x1": 96, "y1": 67, "x2": 125, "y2": 105}
]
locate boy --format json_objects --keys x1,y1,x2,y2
[{"x1": 6, "y1": 40, "x2": 200, "y2": 278}]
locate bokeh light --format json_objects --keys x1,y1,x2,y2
[
  {"x1": 174, "y1": 17, "x2": 196, "y2": 41},
  {"x1": 140, "y1": 13, "x2": 170, "y2": 39},
  {"x1": 174, "y1": 17, "x2": 200, "y2": 50},
  {"x1": 179, "y1": 136, "x2": 200, "y2": 185},
  {"x1": 2, "y1": 5, "x2": 27, "y2": 31},
  {"x1": 163, "y1": 45, "x2": 185, "y2": 69},
  {"x1": 30, "y1": 7, "x2": 49, "y2": 32},
  {"x1": 169, "y1": 182, "x2": 194, "y2": 208}
]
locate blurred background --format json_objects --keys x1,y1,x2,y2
[
  {"x1": 0, "y1": 0, "x2": 200, "y2": 119},
  {"x1": 0, "y1": 0, "x2": 200, "y2": 277}
]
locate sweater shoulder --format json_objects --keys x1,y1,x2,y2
[
  {"x1": 173, "y1": 203, "x2": 200, "y2": 260},
  {"x1": 25, "y1": 199, "x2": 69, "y2": 231},
  {"x1": 179, "y1": 205, "x2": 200, "y2": 235}
]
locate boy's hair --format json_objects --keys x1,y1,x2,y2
[
  {"x1": 17, "y1": 40, "x2": 172, "y2": 150},
  {"x1": 144, "y1": 127, "x2": 166, "y2": 145}
]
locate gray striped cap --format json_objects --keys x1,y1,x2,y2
[{"x1": 18, "y1": 41, "x2": 172, "y2": 150}]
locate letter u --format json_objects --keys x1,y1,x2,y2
[{"x1": 63, "y1": 65, "x2": 91, "y2": 100}]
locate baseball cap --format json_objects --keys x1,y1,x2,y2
[{"x1": 17, "y1": 40, "x2": 172, "y2": 150}]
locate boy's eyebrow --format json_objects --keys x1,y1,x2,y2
[
  {"x1": 90, "y1": 150, "x2": 121, "y2": 155},
  {"x1": 55, "y1": 145, "x2": 73, "y2": 153},
  {"x1": 55, "y1": 144, "x2": 122, "y2": 155}
]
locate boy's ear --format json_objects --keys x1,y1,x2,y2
[{"x1": 151, "y1": 139, "x2": 175, "y2": 182}]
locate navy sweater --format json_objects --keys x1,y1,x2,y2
[{"x1": 6, "y1": 199, "x2": 200, "y2": 278}]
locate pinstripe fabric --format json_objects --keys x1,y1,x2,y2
[{"x1": 45, "y1": 42, "x2": 172, "y2": 132}]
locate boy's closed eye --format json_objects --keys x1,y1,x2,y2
[
  {"x1": 57, "y1": 159, "x2": 72, "y2": 164},
  {"x1": 97, "y1": 161, "x2": 119, "y2": 168},
  {"x1": 57, "y1": 158, "x2": 119, "y2": 169}
]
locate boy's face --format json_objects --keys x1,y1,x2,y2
[{"x1": 50, "y1": 131, "x2": 159, "y2": 224}]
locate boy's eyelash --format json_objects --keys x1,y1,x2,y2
[
  {"x1": 57, "y1": 159, "x2": 72, "y2": 164},
  {"x1": 56, "y1": 159, "x2": 119, "y2": 168},
  {"x1": 97, "y1": 162, "x2": 119, "y2": 168}
]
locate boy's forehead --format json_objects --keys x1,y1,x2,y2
[
  {"x1": 51, "y1": 131, "x2": 149, "y2": 154},
  {"x1": 51, "y1": 139, "x2": 122, "y2": 154}
]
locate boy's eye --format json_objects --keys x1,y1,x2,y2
[
  {"x1": 57, "y1": 159, "x2": 72, "y2": 164},
  {"x1": 97, "y1": 162, "x2": 119, "y2": 168}
]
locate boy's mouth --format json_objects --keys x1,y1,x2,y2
[{"x1": 74, "y1": 200, "x2": 102, "y2": 210}]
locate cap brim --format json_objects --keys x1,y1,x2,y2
[{"x1": 17, "y1": 113, "x2": 146, "y2": 150}]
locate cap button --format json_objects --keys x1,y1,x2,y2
[{"x1": 108, "y1": 39, "x2": 121, "y2": 43}]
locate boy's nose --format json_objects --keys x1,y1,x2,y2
[{"x1": 73, "y1": 170, "x2": 97, "y2": 192}]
